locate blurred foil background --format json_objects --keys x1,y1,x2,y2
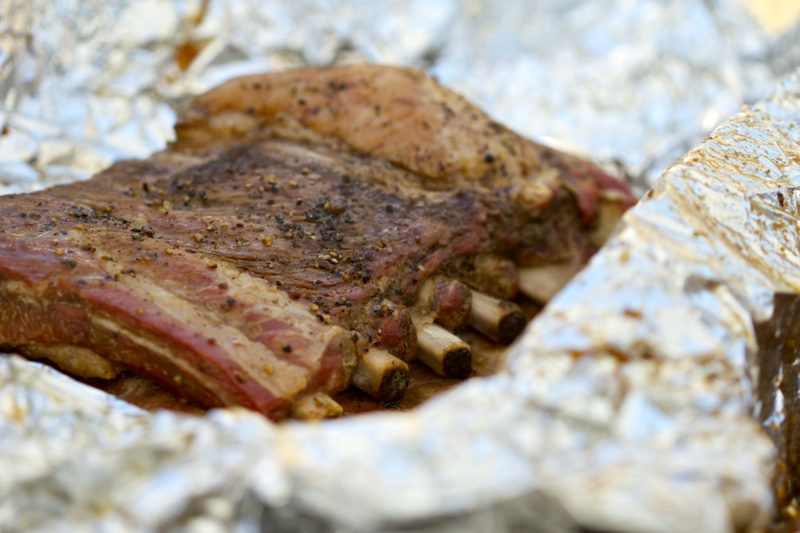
[
  {"x1": 3, "y1": 0, "x2": 800, "y2": 532},
  {"x1": 1, "y1": 0, "x2": 800, "y2": 195}
]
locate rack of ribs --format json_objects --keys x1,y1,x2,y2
[{"x1": 0, "y1": 65, "x2": 635, "y2": 420}]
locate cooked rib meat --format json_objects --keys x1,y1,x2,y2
[{"x1": 0, "y1": 65, "x2": 635, "y2": 420}]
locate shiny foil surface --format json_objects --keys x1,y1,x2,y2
[{"x1": 2, "y1": 1, "x2": 800, "y2": 531}]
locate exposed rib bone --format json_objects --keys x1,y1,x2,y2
[
  {"x1": 518, "y1": 263, "x2": 582, "y2": 304},
  {"x1": 412, "y1": 316, "x2": 472, "y2": 379},
  {"x1": 291, "y1": 392, "x2": 344, "y2": 420},
  {"x1": 459, "y1": 329, "x2": 508, "y2": 376},
  {"x1": 352, "y1": 348, "x2": 409, "y2": 401},
  {"x1": 415, "y1": 276, "x2": 472, "y2": 331},
  {"x1": 468, "y1": 290, "x2": 526, "y2": 344}
]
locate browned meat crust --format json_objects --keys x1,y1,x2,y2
[{"x1": 0, "y1": 65, "x2": 635, "y2": 420}]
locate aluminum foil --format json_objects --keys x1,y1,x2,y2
[{"x1": 3, "y1": 1, "x2": 800, "y2": 531}]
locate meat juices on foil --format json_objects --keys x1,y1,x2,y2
[{"x1": 0, "y1": 65, "x2": 635, "y2": 420}]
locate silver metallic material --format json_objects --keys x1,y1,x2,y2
[{"x1": 2, "y1": 1, "x2": 800, "y2": 531}]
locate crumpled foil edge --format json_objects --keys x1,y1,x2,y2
[{"x1": 5, "y1": 67, "x2": 800, "y2": 533}]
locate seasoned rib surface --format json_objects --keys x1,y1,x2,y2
[{"x1": 0, "y1": 65, "x2": 635, "y2": 420}]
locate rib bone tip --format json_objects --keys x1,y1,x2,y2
[
  {"x1": 352, "y1": 348, "x2": 409, "y2": 401},
  {"x1": 442, "y1": 347, "x2": 472, "y2": 379},
  {"x1": 469, "y1": 289, "x2": 526, "y2": 344},
  {"x1": 498, "y1": 311, "x2": 526, "y2": 343},
  {"x1": 413, "y1": 318, "x2": 473, "y2": 378}
]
